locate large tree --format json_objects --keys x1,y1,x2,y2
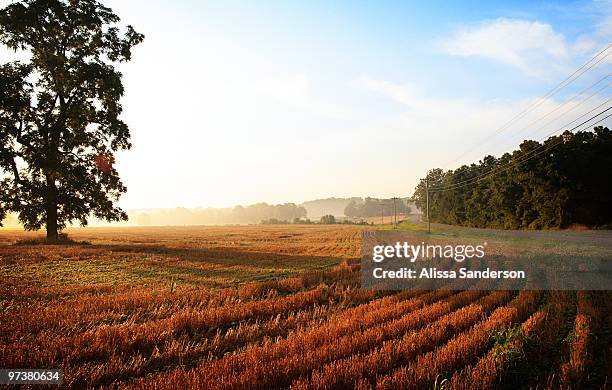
[{"x1": 0, "y1": 0, "x2": 143, "y2": 240}]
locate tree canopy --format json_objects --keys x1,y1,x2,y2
[
  {"x1": 344, "y1": 197, "x2": 410, "y2": 218},
  {"x1": 0, "y1": 0, "x2": 143, "y2": 240},
  {"x1": 413, "y1": 127, "x2": 612, "y2": 229},
  {"x1": 319, "y1": 214, "x2": 336, "y2": 224}
]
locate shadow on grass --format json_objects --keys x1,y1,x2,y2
[
  {"x1": 14, "y1": 233, "x2": 91, "y2": 246},
  {"x1": 85, "y1": 243, "x2": 344, "y2": 276}
]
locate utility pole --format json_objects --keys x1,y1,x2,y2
[
  {"x1": 392, "y1": 197, "x2": 398, "y2": 228},
  {"x1": 380, "y1": 203, "x2": 384, "y2": 225},
  {"x1": 425, "y1": 174, "x2": 430, "y2": 234}
]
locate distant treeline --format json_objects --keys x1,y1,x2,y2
[
  {"x1": 125, "y1": 203, "x2": 306, "y2": 226},
  {"x1": 344, "y1": 197, "x2": 411, "y2": 218},
  {"x1": 413, "y1": 127, "x2": 612, "y2": 229},
  {"x1": 261, "y1": 214, "x2": 371, "y2": 225},
  {"x1": 300, "y1": 197, "x2": 362, "y2": 218}
]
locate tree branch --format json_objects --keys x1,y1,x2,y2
[
  {"x1": 10, "y1": 156, "x2": 22, "y2": 184},
  {"x1": 14, "y1": 115, "x2": 35, "y2": 151},
  {"x1": 42, "y1": 93, "x2": 59, "y2": 130},
  {"x1": 57, "y1": 148, "x2": 87, "y2": 165}
]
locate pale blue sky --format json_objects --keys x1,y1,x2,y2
[{"x1": 2, "y1": 0, "x2": 611, "y2": 208}]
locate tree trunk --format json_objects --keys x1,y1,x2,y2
[{"x1": 45, "y1": 174, "x2": 58, "y2": 242}]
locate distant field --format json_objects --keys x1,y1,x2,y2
[
  {"x1": 0, "y1": 225, "x2": 363, "y2": 289},
  {"x1": 0, "y1": 225, "x2": 610, "y2": 389}
]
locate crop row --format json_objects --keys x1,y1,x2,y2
[
  {"x1": 560, "y1": 291, "x2": 600, "y2": 389},
  {"x1": 65, "y1": 294, "x2": 373, "y2": 388},
  {"x1": 1, "y1": 283, "x2": 374, "y2": 368},
  {"x1": 214, "y1": 290, "x2": 489, "y2": 390},
  {"x1": 292, "y1": 290, "x2": 514, "y2": 389},
  {"x1": 447, "y1": 291, "x2": 574, "y2": 389},
  {"x1": 2, "y1": 264, "x2": 361, "y2": 340},
  {"x1": 122, "y1": 289, "x2": 450, "y2": 389},
  {"x1": 375, "y1": 290, "x2": 542, "y2": 390}
]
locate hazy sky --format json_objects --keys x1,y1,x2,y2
[{"x1": 2, "y1": 0, "x2": 612, "y2": 209}]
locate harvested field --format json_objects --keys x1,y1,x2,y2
[{"x1": 0, "y1": 225, "x2": 610, "y2": 389}]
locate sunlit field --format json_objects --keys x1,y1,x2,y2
[{"x1": 0, "y1": 225, "x2": 611, "y2": 389}]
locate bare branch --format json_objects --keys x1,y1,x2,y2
[{"x1": 10, "y1": 156, "x2": 22, "y2": 184}]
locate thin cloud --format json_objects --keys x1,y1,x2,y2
[
  {"x1": 442, "y1": 18, "x2": 570, "y2": 77},
  {"x1": 352, "y1": 75, "x2": 610, "y2": 170},
  {"x1": 353, "y1": 76, "x2": 491, "y2": 118}
]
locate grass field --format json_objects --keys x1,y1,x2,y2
[{"x1": 0, "y1": 224, "x2": 611, "y2": 389}]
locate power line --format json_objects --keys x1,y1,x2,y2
[
  {"x1": 430, "y1": 111, "x2": 612, "y2": 192},
  {"x1": 440, "y1": 42, "x2": 612, "y2": 170},
  {"x1": 430, "y1": 99, "x2": 612, "y2": 191},
  {"x1": 468, "y1": 110, "x2": 612, "y2": 185},
  {"x1": 420, "y1": 111, "x2": 612, "y2": 231},
  {"x1": 429, "y1": 105, "x2": 612, "y2": 191},
  {"x1": 415, "y1": 43, "x2": 612, "y2": 223},
  {"x1": 430, "y1": 106, "x2": 612, "y2": 191},
  {"x1": 425, "y1": 75, "x2": 612, "y2": 191},
  {"x1": 509, "y1": 74, "x2": 610, "y2": 140}
]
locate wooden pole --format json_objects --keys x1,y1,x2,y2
[
  {"x1": 392, "y1": 197, "x2": 398, "y2": 228},
  {"x1": 426, "y1": 176, "x2": 430, "y2": 234}
]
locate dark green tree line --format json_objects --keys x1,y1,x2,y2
[{"x1": 413, "y1": 127, "x2": 612, "y2": 229}]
